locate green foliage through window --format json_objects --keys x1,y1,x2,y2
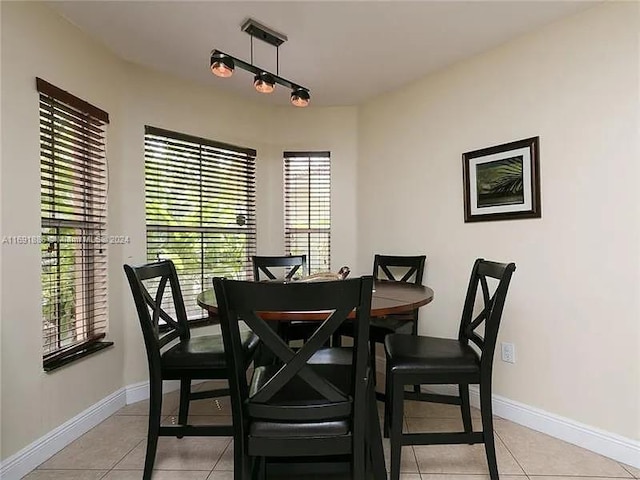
[
  {"x1": 38, "y1": 78, "x2": 109, "y2": 359},
  {"x1": 284, "y1": 152, "x2": 331, "y2": 273},
  {"x1": 144, "y1": 127, "x2": 257, "y2": 318}
]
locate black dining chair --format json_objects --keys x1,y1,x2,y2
[
  {"x1": 384, "y1": 258, "x2": 516, "y2": 480},
  {"x1": 213, "y1": 276, "x2": 385, "y2": 480},
  {"x1": 336, "y1": 254, "x2": 426, "y2": 388},
  {"x1": 124, "y1": 260, "x2": 260, "y2": 480},
  {"x1": 252, "y1": 255, "x2": 314, "y2": 343},
  {"x1": 252, "y1": 254, "x2": 307, "y2": 282}
]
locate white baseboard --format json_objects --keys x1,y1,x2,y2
[
  {"x1": 422, "y1": 385, "x2": 640, "y2": 469},
  {"x1": 125, "y1": 379, "x2": 181, "y2": 405},
  {"x1": 125, "y1": 379, "x2": 208, "y2": 405},
  {"x1": 2, "y1": 379, "x2": 638, "y2": 480},
  {"x1": 0, "y1": 388, "x2": 126, "y2": 480},
  {"x1": 0, "y1": 379, "x2": 199, "y2": 480}
]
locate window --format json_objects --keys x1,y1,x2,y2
[
  {"x1": 284, "y1": 151, "x2": 331, "y2": 273},
  {"x1": 144, "y1": 126, "x2": 257, "y2": 319},
  {"x1": 38, "y1": 78, "x2": 112, "y2": 371}
]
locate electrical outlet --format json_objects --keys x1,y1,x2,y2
[{"x1": 501, "y1": 342, "x2": 516, "y2": 364}]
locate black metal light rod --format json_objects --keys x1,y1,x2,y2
[{"x1": 212, "y1": 49, "x2": 308, "y2": 92}]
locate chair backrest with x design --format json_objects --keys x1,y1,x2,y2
[
  {"x1": 373, "y1": 254, "x2": 426, "y2": 285},
  {"x1": 458, "y1": 259, "x2": 516, "y2": 375},
  {"x1": 252, "y1": 255, "x2": 307, "y2": 282},
  {"x1": 124, "y1": 260, "x2": 190, "y2": 369},
  {"x1": 214, "y1": 276, "x2": 373, "y2": 424}
]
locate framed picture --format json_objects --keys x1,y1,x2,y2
[{"x1": 462, "y1": 136, "x2": 541, "y2": 222}]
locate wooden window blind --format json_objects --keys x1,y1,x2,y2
[
  {"x1": 284, "y1": 151, "x2": 331, "y2": 273},
  {"x1": 38, "y1": 78, "x2": 111, "y2": 369},
  {"x1": 144, "y1": 126, "x2": 257, "y2": 319}
]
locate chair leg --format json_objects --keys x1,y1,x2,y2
[
  {"x1": 352, "y1": 410, "x2": 366, "y2": 480},
  {"x1": 369, "y1": 339, "x2": 378, "y2": 383},
  {"x1": 368, "y1": 380, "x2": 387, "y2": 480},
  {"x1": 332, "y1": 333, "x2": 342, "y2": 347},
  {"x1": 460, "y1": 383, "x2": 473, "y2": 435},
  {"x1": 255, "y1": 457, "x2": 266, "y2": 480},
  {"x1": 352, "y1": 443, "x2": 366, "y2": 478},
  {"x1": 144, "y1": 378, "x2": 163, "y2": 480},
  {"x1": 389, "y1": 375, "x2": 405, "y2": 480},
  {"x1": 233, "y1": 437, "x2": 251, "y2": 480},
  {"x1": 248, "y1": 457, "x2": 258, "y2": 480},
  {"x1": 384, "y1": 360, "x2": 392, "y2": 438},
  {"x1": 178, "y1": 378, "x2": 191, "y2": 427},
  {"x1": 412, "y1": 320, "x2": 421, "y2": 394},
  {"x1": 480, "y1": 380, "x2": 499, "y2": 480}
]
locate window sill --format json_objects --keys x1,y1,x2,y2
[{"x1": 44, "y1": 341, "x2": 114, "y2": 372}]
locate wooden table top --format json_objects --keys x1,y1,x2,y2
[{"x1": 197, "y1": 280, "x2": 434, "y2": 321}]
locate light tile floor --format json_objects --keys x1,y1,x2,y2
[{"x1": 27, "y1": 381, "x2": 639, "y2": 480}]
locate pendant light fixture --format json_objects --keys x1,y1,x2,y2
[
  {"x1": 254, "y1": 72, "x2": 276, "y2": 94},
  {"x1": 210, "y1": 52, "x2": 235, "y2": 78},
  {"x1": 210, "y1": 18, "x2": 311, "y2": 107},
  {"x1": 291, "y1": 87, "x2": 310, "y2": 107}
]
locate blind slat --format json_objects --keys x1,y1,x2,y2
[
  {"x1": 39, "y1": 80, "x2": 109, "y2": 358},
  {"x1": 145, "y1": 126, "x2": 257, "y2": 320},
  {"x1": 284, "y1": 153, "x2": 331, "y2": 274}
]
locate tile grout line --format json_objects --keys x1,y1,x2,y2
[
  {"x1": 110, "y1": 437, "x2": 146, "y2": 472},
  {"x1": 495, "y1": 427, "x2": 528, "y2": 476},
  {"x1": 617, "y1": 462, "x2": 639, "y2": 479},
  {"x1": 400, "y1": 414, "x2": 423, "y2": 477},
  {"x1": 210, "y1": 437, "x2": 233, "y2": 473},
  {"x1": 97, "y1": 468, "x2": 111, "y2": 479},
  {"x1": 403, "y1": 414, "x2": 422, "y2": 476},
  {"x1": 409, "y1": 444, "x2": 421, "y2": 476}
]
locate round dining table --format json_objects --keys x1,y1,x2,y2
[{"x1": 197, "y1": 279, "x2": 434, "y2": 321}]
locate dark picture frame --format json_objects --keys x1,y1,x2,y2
[{"x1": 463, "y1": 136, "x2": 541, "y2": 222}]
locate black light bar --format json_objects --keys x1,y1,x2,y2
[{"x1": 210, "y1": 49, "x2": 305, "y2": 91}]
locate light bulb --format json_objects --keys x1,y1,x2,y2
[
  {"x1": 291, "y1": 88, "x2": 310, "y2": 107},
  {"x1": 210, "y1": 54, "x2": 234, "y2": 78},
  {"x1": 254, "y1": 73, "x2": 275, "y2": 94}
]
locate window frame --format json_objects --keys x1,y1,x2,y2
[
  {"x1": 38, "y1": 78, "x2": 113, "y2": 371},
  {"x1": 144, "y1": 126, "x2": 257, "y2": 322},
  {"x1": 283, "y1": 151, "x2": 331, "y2": 273}
]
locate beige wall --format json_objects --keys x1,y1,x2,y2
[
  {"x1": 0, "y1": 2, "x2": 359, "y2": 459},
  {"x1": 0, "y1": 2, "x2": 126, "y2": 458},
  {"x1": 357, "y1": 2, "x2": 640, "y2": 440},
  {"x1": 0, "y1": 0, "x2": 4, "y2": 464},
  {"x1": 268, "y1": 107, "x2": 359, "y2": 270}
]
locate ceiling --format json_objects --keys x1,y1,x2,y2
[{"x1": 48, "y1": 1, "x2": 595, "y2": 107}]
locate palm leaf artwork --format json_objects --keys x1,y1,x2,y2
[{"x1": 476, "y1": 156, "x2": 524, "y2": 207}]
